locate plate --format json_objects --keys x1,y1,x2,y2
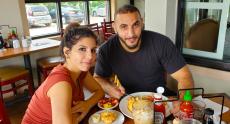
[
  {"x1": 88, "y1": 110, "x2": 125, "y2": 124},
  {"x1": 119, "y1": 92, "x2": 173, "y2": 119},
  {"x1": 98, "y1": 97, "x2": 119, "y2": 110}
]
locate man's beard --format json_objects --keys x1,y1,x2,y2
[{"x1": 118, "y1": 35, "x2": 141, "y2": 50}]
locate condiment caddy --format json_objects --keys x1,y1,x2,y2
[{"x1": 153, "y1": 88, "x2": 225, "y2": 124}]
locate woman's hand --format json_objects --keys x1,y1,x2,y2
[
  {"x1": 72, "y1": 113, "x2": 80, "y2": 124},
  {"x1": 72, "y1": 101, "x2": 91, "y2": 122}
]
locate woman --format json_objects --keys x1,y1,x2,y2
[{"x1": 22, "y1": 22, "x2": 104, "y2": 124}]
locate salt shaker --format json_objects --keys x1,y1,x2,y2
[{"x1": 21, "y1": 35, "x2": 28, "y2": 48}]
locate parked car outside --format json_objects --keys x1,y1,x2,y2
[
  {"x1": 92, "y1": 7, "x2": 106, "y2": 17},
  {"x1": 26, "y1": 5, "x2": 52, "y2": 27},
  {"x1": 50, "y1": 6, "x2": 84, "y2": 24}
]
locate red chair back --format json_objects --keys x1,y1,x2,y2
[
  {"x1": 101, "y1": 19, "x2": 115, "y2": 41},
  {"x1": 82, "y1": 23, "x2": 99, "y2": 36}
]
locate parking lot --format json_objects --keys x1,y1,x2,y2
[{"x1": 29, "y1": 16, "x2": 105, "y2": 36}]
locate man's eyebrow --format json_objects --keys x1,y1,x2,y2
[
  {"x1": 120, "y1": 23, "x2": 127, "y2": 26},
  {"x1": 133, "y1": 20, "x2": 140, "y2": 24}
]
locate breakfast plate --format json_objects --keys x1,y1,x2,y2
[
  {"x1": 88, "y1": 110, "x2": 125, "y2": 124},
  {"x1": 119, "y1": 92, "x2": 173, "y2": 119},
  {"x1": 98, "y1": 97, "x2": 119, "y2": 110}
]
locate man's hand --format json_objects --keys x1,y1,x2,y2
[
  {"x1": 170, "y1": 101, "x2": 181, "y2": 118},
  {"x1": 105, "y1": 83, "x2": 125, "y2": 99},
  {"x1": 93, "y1": 74, "x2": 125, "y2": 99}
]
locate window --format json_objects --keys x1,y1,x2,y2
[
  {"x1": 25, "y1": 0, "x2": 111, "y2": 38},
  {"x1": 89, "y1": 1, "x2": 111, "y2": 26},
  {"x1": 176, "y1": 0, "x2": 230, "y2": 70},
  {"x1": 25, "y1": 3, "x2": 58, "y2": 37},
  {"x1": 60, "y1": 1, "x2": 87, "y2": 28}
]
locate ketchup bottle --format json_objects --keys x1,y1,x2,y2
[
  {"x1": 154, "y1": 87, "x2": 166, "y2": 124},
  {"x1": 180, "y1": 90, "x2": 193, "y2": 119}
]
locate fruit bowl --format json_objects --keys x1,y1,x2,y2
[{"x1": 98, "y1": 97, "x2": 119, "y2": 110}]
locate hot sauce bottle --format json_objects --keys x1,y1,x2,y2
[
  {"x1": 180, "y1": 90, "x2": 193, "y2": 119},
  {"x1": 154, "y1": 87, "x2": 166, "y2": 124}
]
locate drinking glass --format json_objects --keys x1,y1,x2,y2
[
  {"x1": 192, "y1": 100, "x2": 206, "y2": 121},
  {"x1": 132, "y1": 99, "x2": 153, "y2": 124}
]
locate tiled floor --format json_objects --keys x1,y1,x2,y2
[
  {"x1": 7, "y1": 100, "x2": 29, "y2": 124},
  {"x1": 4, "y1": 96, "x2": 30, "y2": 124}
]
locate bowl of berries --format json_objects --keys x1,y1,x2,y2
[{"x1": 98, "y1": 97, "x2": 119, "y2": 110}]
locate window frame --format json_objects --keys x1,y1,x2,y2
[
  {"x1": 176, "y1": 0, "x2": 230, "y2": 71},
  {"x1": 25, "y1": 0, "x2": 111, "y2": 39}
]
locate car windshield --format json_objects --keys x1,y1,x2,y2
[
  {"x1": 31, "y1": 6, "x2": 48, "y2": 12},
  {"x1": 30, "y1": 6, "x2": 49, "y2": 16}
]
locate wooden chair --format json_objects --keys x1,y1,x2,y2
[
  {"x1": 37, "y1": 56, "x2": 64, "y2": 85},
  {"x1": 101, "y1": 19, "x2": 115, "y2": 41},
  {"x1": 185, "y1": 19, "x2": 219, "y2": 52},
  {"x1": 0, "y1": 66, "x2": 34, "y2": 97},
  {"x1": 82, "y1": 23, "x2": 99, "y2": 36},
  {"x1": 0, "y1": 66, "x2": 34, "y2": 124}
]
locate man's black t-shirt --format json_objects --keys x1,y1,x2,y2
[{"x1": 95, "y1": 30, "x2": 186, "y2": 94}]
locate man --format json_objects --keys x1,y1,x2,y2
[{"x1": 94, "y1": 5, "x2": 194, "y2": 99}]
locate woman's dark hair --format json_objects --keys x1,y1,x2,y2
[{"x1": 60, "y1": 22, "x2": 98, "y2": 58}]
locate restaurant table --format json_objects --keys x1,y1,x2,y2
[
  {"x1": 0, "y1": 38, "x2": 60, "y2": 89},
  {"x1": 81, "y1": 93, "x2": 230, "y2": 124}
]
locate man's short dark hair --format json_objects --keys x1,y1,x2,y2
[{"x1": 114, "y1": 4, "x2": 141, "y2": 19}]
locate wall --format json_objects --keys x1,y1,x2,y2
[
  {"x1": 166, "y1": 0, "x2": 178, "y2": 42},
  {"x1": 116, "y1": 0, "x2": 130, "y2": 10},
  {"x1": 145, "y1": 0, "x2": 167, "y2": 36},
  {"x1": 189, "y1": 65, "x2": 230, "y2": 95},
  {"x1": 134, "y1": 0, "x2": 145, "y2": 21},
  {"x1": 0, "y1": 0, "x2": 22, "y2": 37},
  {"x1": 145, "y1": 0, "x2": 177, "y2": 42}
]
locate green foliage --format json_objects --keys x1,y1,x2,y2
[{"x1": 89, "y1": 1, "x2": 106, "y2": 15}]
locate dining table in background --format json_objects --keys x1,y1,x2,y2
[
  {"x1": 81, "y1": 93, "x2": 230, "y2": 124},
  {"x1": 0, "y1": 38, "x2": 61, "y2": 89}
]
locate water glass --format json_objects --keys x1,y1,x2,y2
[
  {"x1": 192, "y1": 100, "x2": 206, "y2": 121},
  {"x1": 132, "y1": 99, "x2": 153, "y2": 124}
]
